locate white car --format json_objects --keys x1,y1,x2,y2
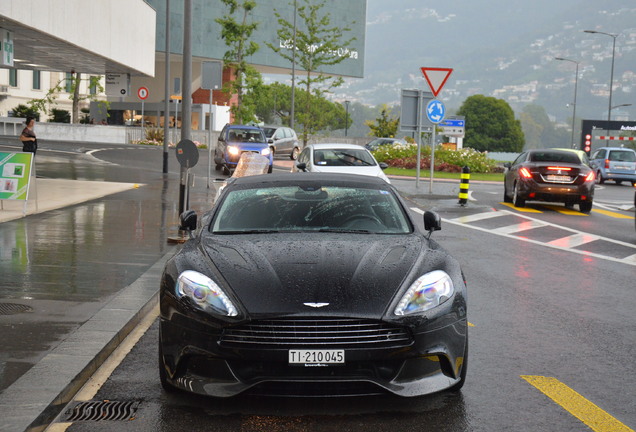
[{"x1": 293, "y1": 143, "x2": 391, "y2": 183}]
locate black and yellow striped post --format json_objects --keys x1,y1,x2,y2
[{"x1": 458, "y1": 166, "x2": 470, "y2": 206}]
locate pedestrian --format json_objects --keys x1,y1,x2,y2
[{"x1": 20, "y1": 116, "x2": 38, "y2": 154}]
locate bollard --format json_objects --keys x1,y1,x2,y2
[{"x1": 458, "y1": 166, "x2": 470, "y2": 206}]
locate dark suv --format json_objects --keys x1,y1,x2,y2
[
  {"x1": 262, "y1": 126, "x2": 300, "y2": 160},
  {"x1": 214, "y1": 125, "x2": 273, "y2": 175}
]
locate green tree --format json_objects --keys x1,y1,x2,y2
[
  {"x1": 456, "y1": 95, "x2": 525, "y2": 152},
  {"x1": 216, "y1": 0, "x2": 262, "y2": 124},
  {"x1": 250, "y1": 82, "x2": 347, "y2": 131},
  {"x1": 519, "y1": 104, "x2": 569, "y2": 150},
  {"x1": 268, "y1": 0, "x2": 355, "y2": 145},
  {"x1": 364, "y1": 104, "x2": 399, "y2": 137},
  {"x1": 11, "y1": 104, "x2": 40, "y2": 121}
]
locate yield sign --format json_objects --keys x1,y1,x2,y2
[{"x1": 421, "y1": 67, "x2": 453, "y2": 97}]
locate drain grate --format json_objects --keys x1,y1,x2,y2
[
  {"x1": 0, "y1": 303, "x2": 33, "y2": 315},
  {"x1": 62, "y1": 400, "x2": 140, "y2": 422}
]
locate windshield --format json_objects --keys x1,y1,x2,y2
[
  {"x1": 211, "y1": 185, "x2": 412, "y2": 234},
  {"x1": 262, "y1": 127, "x2": 276, "y2": 138},
  {"x1": 313, "y1": 148, "x2": 377, "y2": 166},
  {"x1": 227, "y1": 128, "x2": 266, "y2": 143}
]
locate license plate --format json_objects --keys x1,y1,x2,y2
[
  {"x1": 546, "y1": 175, "x2": 571, "y2": 182},
  {"x1": 289, "y1": 349, "x2": 345, "y2": 365},
  {"x1": 614, "y1": 165, "x2": 629, "y2": 170}
]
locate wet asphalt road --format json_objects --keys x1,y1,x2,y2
[{"x1": 1, "y1": 139, "x2": 635, "y2": 431}]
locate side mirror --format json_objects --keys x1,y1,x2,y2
[
  {"x1": 503, "y1": 162, "x2": 511, "y2": 169},
  {"x1": 423, "y1": 210, "x2": 441, "y2": 237},
  {"x1": 296, "y1": 162, "x2": 307, "y2": 172},
  {"x1": 179, "y1": 210, "x2": 198, "y2": 232},
  {"x1": 268, "y1": 138, "x2": 274, "y2": 144},
  {"x1": 379, "y1": 162, "x2": 389, "y2": 170}
]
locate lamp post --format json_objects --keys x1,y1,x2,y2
[
  {"x1": 555, "y1": 57, "x2": 580, "y2": 148},
  {"x1": 344, "y1": 100, "x2": 350, "y2": 137},
  {"x1": 610, "y1": 103, "x2": 632, "y2": 122},
  {"x1": 584, "y1": 30, "x2": 618, "y2": 144}
]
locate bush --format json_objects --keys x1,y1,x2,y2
[
  {"x1": 371, "y1": 144, "x2": 499, "y2": 173},
  {"x1": 11, "y1": 104, "x2": 40, "y2": 121},
  {"x1": 50, "y1": 109, "x2": 70, "y2": 123}
]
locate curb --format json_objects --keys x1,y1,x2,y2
[{"x1": 0, "y1": 249, "x2": 176, "y2": 432}]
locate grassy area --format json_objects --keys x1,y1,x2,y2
[{"x1": 384, "y1": 167, "x2": 504, "y2": 182}]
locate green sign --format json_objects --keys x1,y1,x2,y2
[{"x1": 0, "y1": 152, "x2": 34, "y2": 201}]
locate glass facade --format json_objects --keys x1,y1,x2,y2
[{"x1": 148, "y1": 0, "x2": 366, "y2": 78}]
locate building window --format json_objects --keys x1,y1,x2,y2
[
  {"x1": 33, "y1": 71, "x2": 41, "y2": 90},
  {"x1": 89, "y1": 76, "x2": 97, "y2": 95},
  {"x1": 9, "y1": 69, "x2": 18, "y2": 87},
  {"x1": 65, "y1": 72, "x2": 73, "y2": 93}
]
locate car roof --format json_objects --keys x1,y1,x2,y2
[
  {"x1": 227, "y1": 124, "x2": 262, "y2": 131},
  {"x1": 226, "y1": 172, "x2": 391, "y2": 188},
  {"x1": 308, "y1": 143, "x2": 367, "y2": 150},
  {"x1": 595, "y1": 146, "x2": 636, "y2": 151}
]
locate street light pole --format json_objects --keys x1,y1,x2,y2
[
  {"x1": 584, "y1": 30, "x2": 618, "y2": 144},
  {"x1": 555, "y1": 57, "x2": 579, "y2": 148},
  {"x1": 344, "y1": 100, "x2": 350, "y2": 137}
]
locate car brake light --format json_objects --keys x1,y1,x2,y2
[
  {"x1": 547, "y1": 166, "x2": 572, "y2": 171},
  {"x1": 584, "y1": 171, "x2": 595, "y2": 182},
  {"x1": 519, "y1": 167, "x2": 532, "y2": 178},
  {"x1": 605, "y1": 159, "x2": 610, "y2": 169}
]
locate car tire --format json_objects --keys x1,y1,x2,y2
[
  {"x1": 267, "y1": 164, "x2": 273, "y2": 173},
  {"x1": 223, "y1": 165, "x2": 231, "y2": 176},
  {"x1": 513, "y1": 183, "x2": 525, "y2": 207},
  {"x1": 615, "y1": 180, "x2": 623, "y2": 185},
  {"x1": 159, "y1": 340, "x2": 178, "y2": 393},
  {"x1": 503, "y1": 184, "x2": 512, "y2": 203},
  {"x1": 449, "y1": 336, "x2": 468, "y2": 392},
  {"x1": 579, "y1": 201, "x2": 593, "y2": 213},
  {"x1": 290, "y1": 147, "x2": 300, "y2": 160},
  {"x1": 215, "y1": 164, "x2": 222, "y2": 171},
  {"x1": 596, "y1": 171, "x2": 605, "y2": 184}
]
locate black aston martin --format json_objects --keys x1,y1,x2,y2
[{"x1": 159, "y1": 173, "x2": 468, "y2": 397}]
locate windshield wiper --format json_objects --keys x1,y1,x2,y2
[
  {"x1": 214, "y1": 229, "x2": 280, "y2": 234},
  {"x1": 318, "y1": 228, "x2": 371, "y2": 234}
]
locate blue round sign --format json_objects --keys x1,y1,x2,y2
[{"x1": 426, "y1": 99, "x2": 446, "y2": 124}]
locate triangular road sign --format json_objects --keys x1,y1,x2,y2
[{"x1": 421, "y1": 67, "x2": 453, "y2": 97}]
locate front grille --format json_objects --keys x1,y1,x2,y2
[{"x1": 220, "y1": 318, "x2": 412, "y2": 348}]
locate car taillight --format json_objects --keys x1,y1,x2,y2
[
  {"x1": 605, "y1": 159, "x2": 610, "y2": 169},
  {"x1": 519, "y1": 167, "x2": 533, "y2": 178},
  {"x1": 547, "y1": 166, "x2": 572, "y2": 171},
  {"x1": 584, "y1": 171, "x2": 595, "y2": 182}
]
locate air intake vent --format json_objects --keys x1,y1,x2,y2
[{"x1": 221, "y1": 318, "x2": 412, "y2": 348}]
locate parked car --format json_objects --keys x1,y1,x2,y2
[
  {"x1": 262, "y1": 125, "x2": 301, "y2": 160},
  {"x1": 214, "y1": 124, "x2": 272, "y2": 175},
  {"x1": 589, "y1": 146, "x2": 636, "y2": 186},
  {"x1": 365, "y1": 137, "x2": 408, "y2": 151},
  {"x1": 503, "y1": 148, "x2": 596, "y2": 213},
  {"x1": 293, "y1": 143, "x2": 391, "y2": 183},
  {"x1": 159, "y1": 172, "x2": 468, "y2": 397}
]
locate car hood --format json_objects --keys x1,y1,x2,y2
[{"x1": 199, "y1": 234, "x2": 427, "y2": 317}]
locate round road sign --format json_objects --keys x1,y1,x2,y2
[
  {"x1": 137, "y1": 86, "x2": 149, "y2": 100},
  {"x1": 175, "y1": 139, "x2": 199, "y2": 168}
]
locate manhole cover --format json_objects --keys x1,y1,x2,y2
[
  {"x1": 0, "y1": 303, "x2": 33, "y2": 315},
  {"x1": 62, "y1": 400, "x2": 140, "y2": 422}
]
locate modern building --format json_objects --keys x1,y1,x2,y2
[{"x1": 1, "y1": 0, "x2": 366, "y2": 134}]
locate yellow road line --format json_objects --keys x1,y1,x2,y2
[
  {"x1": 500, "y1": 202, "x2": 542, "y2": 212},
  {"x1": 540, "y1": 204, "x2": 588, "y2": 215},
  {"x1": 592, "y1": 208, "x2": 634, "y2": 219},
  {"x1": 521, "y1": 375, "x2": 634, "y2": 432}
]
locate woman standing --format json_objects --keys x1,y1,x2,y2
[{"x1": 20, "y1": 116, "x2": 38, "y2": 154}]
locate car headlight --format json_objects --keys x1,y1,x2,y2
[
  {"x1": 394, "y1": 270, "x2": 454, "y2": 316},
  {"x1": 176, "y1": 270, "x2": 238, "y2": 317},
  {"x1": 261, "y1": 147, "x2": 271, "y2": 156},
  {"x1": 227, "y1": 146, "x2": 240, "y2": 156}
]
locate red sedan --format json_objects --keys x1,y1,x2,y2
[{"x1": 503, "y1": 149, "x2": 596, "y2": 213}]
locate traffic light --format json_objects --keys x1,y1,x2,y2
[{"x1": 584, "y1": 134, "x2": 592, "y2": 154}]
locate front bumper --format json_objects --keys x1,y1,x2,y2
[{"x1": 159, "y1": 314, "x2": 467, "y2": 398}]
